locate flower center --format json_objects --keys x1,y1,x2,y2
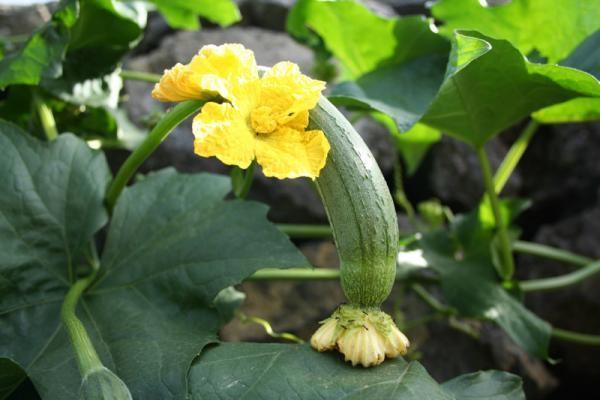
[{"x1": 250, "y1": 106, "x2": 278, "y2": 135}]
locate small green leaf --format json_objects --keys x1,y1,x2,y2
[
  {"x1": 533, "y1": 29, "x2": 600, "y2": 123},
  {"x1": 149, "y1": 0, "x2": 241, "y2": 30},
  {"x1": 442, "y1": 370, "x2": 525, "y2": 400},
  {"x1": 189, "y1": 343, "x2": 452, "y2": 400},
  {"x1": 413, "y1": 203, "x2": 551, "y2": 358},
  {"x1": 431, "y1": 0, "x2": 600, "y2": 64},
  {"x1": 373, "y1": 114, "x2": 441, "y2": 175},
  {"x1": 0, "y1": 1, "x2": 78, "y2": 88},
  {"x1": 532, "y1": 97, "x2": 600, "y2": 123}
]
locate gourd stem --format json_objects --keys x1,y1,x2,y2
[
  {"x1": 476, "y1": 146, "x2": 515, "y2": 281},
  {"x1": 520, "y1": 260, "x2": 600, "y2": 292},
  {"x1": 106, "y1": 100, "x2": 204, "y2": 211},
  {"x1": 494, "y1": 120, "x2": 539, "y2": 194},
  {"x1": 513, "y1": 240, "x2": 592, "y2": 267},
  {"x1": 120, "y1": 69, "x2": 161, "y2": 83},
  {"x1": 60, "y1": 265, "x2": 103, "y2": 375}
]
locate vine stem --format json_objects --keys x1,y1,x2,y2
[
  {"x1": 248, "y1": 268, "x2": 340, "y2": 280},
  {"x1": 106, "y1": 100, "x2": 204, "y2": 210},
  {"x1": 33, "y1": 93, "x2": 58, "y2": 140},
  {"x1": 513, "y1": 240, "x2": 592, "y2": 267},
  {"x1": 120, "y1": 69, "x2": 161, "y2": 83},
  {"x1": 552, "y1": 327, "x2": 600, "y2": 345},
  {"x1": 236, "y1": 311, "x2": 304, "y2": 344},
  {"x1": 494, "y1": 120, "x2": 540, "y2": 193},
  {"x1": 276, "y1": 224, "x2": 332, "y2": 238},
  {"x1": 476, "y1": 146, "x2": 515, "y2": 281},
  {"x1": 60, "y1": 267, "x2": 103, "y2": 375},
  {"x1": 520, "y1": 260, "x2": 600, "y2": 292}
]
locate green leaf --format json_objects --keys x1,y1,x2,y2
[
  {"x1": 442, "y1": 370, "x2": 525, "y2": 400},
  {"x1": 431, "y1": 0, "x2": 600, "y2": 64},
  {"x1": 533, "y1": 29, "x2": 600, "y2": 123},
  {"x1": 0, "y1": 126, "x2": 308, "y2": 398},
  {"x1": 288, "y1": 0, "x2": 449, "y2": 79},
  {"x1": 373, "y1": 114, "x2": 441, "y2": 175},
  {"x1": 189, "y1": 343, "x2": 453, "y2": 400},
  {"x1": 412, "y1": 203, "x2": 551, "y2": 358},
  {"x1": 334, "y1": 30, "x2": 600, "y2": 146},
  {"x1": 149, "y1": 0, "x2": 241, "y2": 30},
  {"x1": 0, "y1": 0, "x2": 146, "y2": 90},
  {"x1": 532, "y1": 97, "x2": 600, "y2": 123},
  {"x1": 0, "y1": 1, "x2": 77, "y2": 87},
  {"x1": 0, "y1": 359, "x2": 26, "y2": 399}
]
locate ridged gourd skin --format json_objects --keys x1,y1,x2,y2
[{"x1": 310, "y1": 97, "x2": 399, "y2": 307}]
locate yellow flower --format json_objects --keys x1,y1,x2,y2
[{"x1": 152, "y1": 43, "x2": 330, "y2": 179}]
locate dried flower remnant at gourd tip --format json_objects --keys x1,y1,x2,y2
[
  {"x1": 311, "y1": 305, "x2": 410, "y2": 368},
  {"x1": 151, "y1": 43, "x2": 330, "y2": 180}
]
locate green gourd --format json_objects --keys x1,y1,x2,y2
[{"x1": 310, "y1": 97, "x2": 399, "y2": 307}]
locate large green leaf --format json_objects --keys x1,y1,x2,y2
[
  {"x1": 442, "y1": 370, "x2": 525, "y2": 400},
  {"x1": 148, "y1": 0, "x2": 241, "y2": 30},
  {"x1": 334, "y1": 30, "x2": 600, "y2": 146},
  {"x1": 189, "y1": 343, "x2": 452, "y2": 400},
  {"x1": 431, "y1": 0, "x2": 600, "y2": 64},
  {"x1": 189, "y1": 343, "x2": 526, "y2": 399},
  {"x1": 0, "y1": 125, "x2": 308, "y2": 398},
  {"x1": 287, "y1": 0, "x2": 449, "y2": 79}
]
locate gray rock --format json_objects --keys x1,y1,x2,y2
[
  {"x1": 237, "y1": 0, "x2": 295, "y2": 31},
  {"x1": 0, "y1": 4, "x2": 53, "y2": 36},
  {"x1": 429, "y1": 135, "x2": 521, "y2": 210},
  {"x1": 519, "y1": 122, "x2": 600, "y2": 223},
  {"x1": 237, "y1": 0, "x2": 397, "y2": 32},
  {"x1": 354, "y1": 116, "x2": 397, "y2": 176}
]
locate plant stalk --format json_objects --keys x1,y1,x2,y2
[
  {"x1": 106, "y1": 100, "x2": 204, "y2": 210},
  {"x1": 513, "y1": 240, "x2": 592, "y2": 267},
  {"x1": 231, "y1": 161, "x2": 256, "y2": 199},
  {"x1": 120, "y1": 69, "x2": 161, "y2": 83},
  {"x1": 60, "y1": 268, "x2": 102, "y2": 375},
  {"x1": 248, "y1": 268, "x2": 340, "y2": 280},
  {"x1": 276, "y1": 224, "x2": 333, "y2": 238},
  {"x1": 494, "y1": 120, "x2": 539, "y2": 194},
  {"x1": 476, "y1": 145, "x2": 515, "y2": 281},
  {"x1": 552, "y1": 327, "x2": 600, "y2": 345},
  {"x1": 520, "y1": 260, "x2": 600, "y2": 292}
]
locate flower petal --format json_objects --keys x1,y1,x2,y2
[
  {"x1": 259, "y1": 62, "x2": 326, "y2": 125},
  {"x1": 255, "y1": 127, "x2": 330, "y2": 179},
  {"x1": 151, "y1": 63, "x2": 208, "y2": 102},
  {"x1": 152, "y1": 44, "x2": 259, "y2": 103},
  {"x1": 190, "y1": 44, "x2": 259, "y2": 103},
  {"x1": 192, "y1": 102, "x2": 255, "y2": 169}
]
